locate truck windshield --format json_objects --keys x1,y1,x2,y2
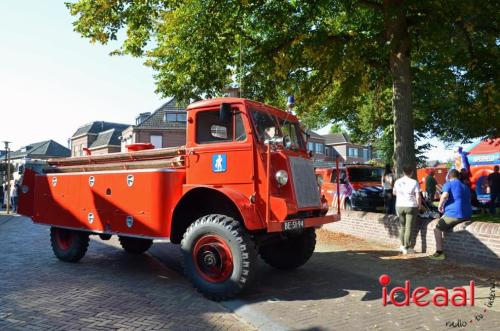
[
  {"x1": 348, "y1": 168, "x2": 384, "y2": 182},
  {"x1": 278, "y1": 119, "x2": 306, "y2": 150},
  {"x1": 251, "y1": 110, "x2": 279, "y2": 141}
]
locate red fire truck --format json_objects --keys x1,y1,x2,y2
[{"x1": 18, "y1": 98, "x2": 340, "y2": 300}]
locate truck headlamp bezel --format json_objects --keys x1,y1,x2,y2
[{"x1": 275, "y1": 170, "x2": 289, "y2": 186}]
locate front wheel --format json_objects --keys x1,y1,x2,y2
[
  {"x1": 50, "y1": 227, "x2": 89, "y2": 262},
  {"x1": 259, "y1": 228, "x2": 316, "y2": 270},
  {"x1": 181, "y1": 214, "x2": 257, "y2": 300},
  {"x1": 118, "y1": 236, "x2": 153, "y2": 254}
]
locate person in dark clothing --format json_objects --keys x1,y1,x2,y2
[
  {"x1": 381, "y1": 164, "x2": 395, "y2": 214},
  {"x1": 425, "y1": 171, "x2": 437, "y2": 202},
  {"x1": 488, "y1": 165, "x2": 500, "y2": 214}
]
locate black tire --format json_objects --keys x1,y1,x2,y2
[
  {"x1": 50, "y1": 227, "x2": 89, "y2": 262},
  {"x1": 118, "y1": 236, "x2": 153, "y2": 254},
  {"x1": 259, "y1": 228, "x2": 316, "y2": 270},
  {"x1": 181, "y1": 214, "x2": 257, "y2": 300}
]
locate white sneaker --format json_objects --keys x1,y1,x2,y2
[
  {"x1": 401, "y1": 247, "x2": 408, "y2": 254},
  {"x1": 407, "y1": 248, "x2": 415, "y2": 254},
  {"x1": 400, "y1": 245, "x2": 406, "y2": 252}
]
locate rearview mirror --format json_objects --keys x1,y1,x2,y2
[{"x1": 219, "y1": 103, "x2": 232, "y2": 123}]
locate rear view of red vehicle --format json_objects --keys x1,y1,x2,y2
[{"x1": 18, "y1": 98, "x2": 340, "y2": 299}]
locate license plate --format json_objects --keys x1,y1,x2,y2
[{"x1": 283, "y1": 219, "x2": 304, "y2": 231}]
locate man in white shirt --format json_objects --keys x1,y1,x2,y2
[{"x1": 393, "y1": 165, "x2": 422, "y2": 254}]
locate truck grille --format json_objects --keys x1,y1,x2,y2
[{"x1": 289, "y1": 157, "x2": 321, "y2": 209}]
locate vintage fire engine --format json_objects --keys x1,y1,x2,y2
[{"x1": 18, "y1": 98, "x2": 340, "y2": 299}]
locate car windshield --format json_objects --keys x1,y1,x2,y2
[{"x1": 348, "y1": 167, "x2": 384, "y2": 182}]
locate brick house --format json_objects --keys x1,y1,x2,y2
[
  {"x1": 120, "y1": 98, "x2": 187, "y2": 151},
  {"x1": 70, "y1": 122, "x2": 130, "y2": 156},
  {"x1": 323, "y1": 133, "x2": 373, "y2": 164},
  {"x1": 306, "y1": 131, "x2": 327, "y2": 163}
]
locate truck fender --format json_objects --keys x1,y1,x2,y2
[
  {"x1": 170, "y1": 186, "x2": 263, "y2": 244},
  {"x1": 215, "y1": 187, "x2": 263, "y2": 230}
]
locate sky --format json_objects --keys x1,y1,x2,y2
[{"x1": 0, "y1": 1, "x2": 467, "y2": 161}]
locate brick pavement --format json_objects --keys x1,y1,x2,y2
[
  {"x1": 150, "y1": 231, "x2": 500, "y2": 331},
  {"x1": 0, "y1": 215, "x2": 255, "y2": 331}
]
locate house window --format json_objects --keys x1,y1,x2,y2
[
  {"x1": 348, "y1": 148, "x2": 358, "y2": 157},
  {"x1": 165, "y1": 112, "x2": 187, "y2": 122},
  {"x1": 166, "y1": 113, "x2": 177, "y2": 122},
  {"x1": 307, "y1": 142, "x2": 314, "y2": 152},
  {"x1": 363, "y1": 148, "x2": 369, "y2": 160},
  {"x1": 150, "y1": 135, "x2": 163, "y2": 149},
  {"x1": 315, "y1": 143, "x2": 324, "y2": 154},
  {"x1": 325, "y1": 147, "x2": 329, "y2": 156}
]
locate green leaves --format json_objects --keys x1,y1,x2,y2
[{"x1": 66, "y1": 0, "x2": 499, "y2": 148}]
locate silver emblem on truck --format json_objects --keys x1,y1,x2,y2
[
  {"x1": 127, "y1": 175, "x2": 134, "y2": 187},
  {"x1": 88, "y1": 176, "x2": 95, "y2": 187},
  {"x1": 88, "y1": 212, "x2": 94, "y2": 224},
  {"x1": 126, "y1": 216, "x2": 134, "y2": 228},
  {"x1": 51, "y1": 177, "x2": 57, "y2": 187}
]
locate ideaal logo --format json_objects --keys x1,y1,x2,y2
[
  {"x1": 379, "y1": 274, "x2": 497, "y2": 328},
  {"x1": 379, "y1": 274, "x2": 475, "y2": 307}
]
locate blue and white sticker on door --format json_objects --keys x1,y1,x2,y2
[{"x1": 212, "y1": 153, "x2": 227, "y2": 173}]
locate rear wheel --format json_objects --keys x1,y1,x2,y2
[
  {"x1": 181, "y1": 214, "x2": 257, "y2": 300},
  {"x1": 50, "y1": 227, "x2": 89, "y2": 262},
  {"x1": 259, "y1": 228, "x2": 316, "y2": 270},
  {"x1": 118, "y1": 236, "x2": 153, "y2": 254}
]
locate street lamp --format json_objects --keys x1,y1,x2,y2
[{"x1": 2, "y1": 141, "x2": 11, "y2": 214}]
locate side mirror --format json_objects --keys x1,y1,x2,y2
[{"x1": 219, "y1": 103, "x2": 232, "y2": 123}]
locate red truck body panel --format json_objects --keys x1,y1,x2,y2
[{"x1": 28, "y1": 169, "x2": 185, "y2": 239}]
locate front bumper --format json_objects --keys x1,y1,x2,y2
[
  {"x1": 267, "y1": 213, "x2": 341, "y2": 233},
  {"x1": 351, "y1": 196, "x2": 384, "y2": 211}
]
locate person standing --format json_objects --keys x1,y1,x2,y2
[
  {"x1": 10, "y1": 180, "x2": 18, "y2": 212},
  {"x1": 488, "y1": 165, "x2": 500, "y2": 214},
  {"x1": 430, "y1": 169, "x2": 472, "y2": 260},
  {"x1": 393, "y1": 165, "x2": 422, "y2": 254},
  {"x1": 425, "y1": 171, "x2": 437, "y2": 202},
  {"x1": 381, "y1": 164, "x2": 395, "y2": 214}
]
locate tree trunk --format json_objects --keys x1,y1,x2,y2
[{"x1": 384, "y1": 0, "x2": 416, "y2": 178}]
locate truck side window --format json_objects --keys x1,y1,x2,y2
[
  {"x1": 196, "y1": 111, "x2": 246, "y2": 144},
  {"x1": 235, "y1": 113, "x2": 246, "y2": 141}
]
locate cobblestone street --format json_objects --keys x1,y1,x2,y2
[
  {"x1": 0, "y1": 215, "x2": 254, "y2": 331},
  {"x1": 1, "y1": 214, "x2": 499, "y2": 330}
]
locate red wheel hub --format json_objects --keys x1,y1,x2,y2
[
  {"x1": 55, "y1": 229, "x2": 74, "y2": 250},
  {"x1": 192, "y1": 234, "x2": 233, "y2": 283}
]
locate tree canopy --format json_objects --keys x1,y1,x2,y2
[{"x1": 67, "y1": 0, "x2": 499, "y2": 173}]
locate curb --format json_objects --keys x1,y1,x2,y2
[
  {"x1": 148, "y1": 249, "x2": 289, "y2": 331},
  {"x1": 222, "y1": 299, "x2": 289, "y2": 331}
]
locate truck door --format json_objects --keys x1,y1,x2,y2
[{"x1": 187, "y1": 106, "x2": 254, "y2": 190}]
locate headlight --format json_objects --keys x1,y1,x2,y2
[{"x1": 275, "y1": 170, "x2": 289, "y2": 186}]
